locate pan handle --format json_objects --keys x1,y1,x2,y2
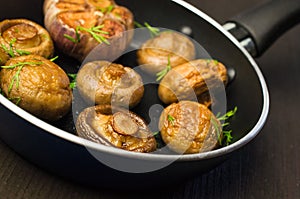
[{"x1": 223, "y1": 0, "x2": 300, "y2": 57}]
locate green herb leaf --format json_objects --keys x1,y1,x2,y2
[
  {"x1": 217, "y1": 106, "x2": 238, "y2": 121},
  {"x1": 78, "y1": 25, "x2": 110, "y2": 45},
  {"x1": 64, "y1": 34, "x2": 79, "y2": 43},
  {"x1": 1, "y1": 61, "x2": 43, "y2": 93},
  {"x1": 153, "y1": 131, "x2": 160, "y2": 136},
  {"x1": 68, "y1": 73, "x2": 77, "y2": 89},
  {"x1": 167, "y1": 114, "x2": 175, "y2": 126},
  {"x1": 134, "y1": 21, "x2": 160, "y2": 37},
  {"x1": 1, "y1": 38, "x2": 32, "y2": 57},
  {"x1": 8, "y1": 96, "x2": 21, "y2": 105},
  {"x1": 213, "y1": 106, "x2": 238, "y2": 146},
  {"x1": 16, "y1": 49, "x2": 31, "y2": 56},
  {"x1": 50, "y1": 56, "x2": 59, "y2": 62},
  {"x1": 100, "y1": 5, "x2": 115, "y2": 14},
  {"x1": 156, "y1": 56, "x2": 172, "y2": 81},
  {"x1": 222, "y1": 130, "x2": 233, "y2": 146},
  {"x1": 64, "y1": 25, "x2": 110, "y2": 44},
  {"x1": 205, "y1": 59, "x2": 219, "y2": 65}
]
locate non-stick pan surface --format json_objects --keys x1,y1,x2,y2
[{"x1": 0, "y1": 0, "x2": 272, "y2": 188}]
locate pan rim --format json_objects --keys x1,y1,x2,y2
[{"x1": 0, "y1": 0, "x2": 269, "y2": 162}]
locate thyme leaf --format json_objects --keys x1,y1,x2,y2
[
  {"x1": 134, "y1": 21, "x2": 160, "y2": 37},
  {"x1": 16, "y1": 49, "x2": 31, "y2": 56},
  {"x1": 1, "y1": 61, "x2": 43, "y2": 93},
  {"x1": 99, "y1": 5, "x2": 115, "y2": 14},
  {"x1": 156, "y1": 55, "x2": 172, "y2": 81},
  {"x1": 64, "y1": 34, "x2": 79, "y2": 43},
  {"x1": 68, "y1": 73, "x2": 77, "y2": 89},
  {"x1": 167, "y1": 114, "x2": 175, "y2": 126},
  {"x1": 64, "y1": 25, "x2": 110, "y2": 45},
  {"x1": 205, "y1": 59, "x2": 219, "y2": 65},
  {"x1": 1, "y1": 38, "x2": 31, "y2": 57},
  {"x1": 213, "y1": 106, "x2": 238, "y2": 146},
  {"x1": 50, "y1": 56, "x2": 59, "y2": 62}
]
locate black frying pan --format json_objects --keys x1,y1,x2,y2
[{"x1": 0, "y1": 0, "x2": 299, "y2": 189}]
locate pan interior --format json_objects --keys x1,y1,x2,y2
[{"x1": 0, "y1": 0, "x2": 266, "y2": 158}]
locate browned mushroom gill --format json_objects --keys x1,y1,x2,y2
[
  {"x1": 0, "y1": 19, "x2": 54, "y2": 65},
  {"x1": 43, "y1": 0, "x2": 134, "y2": 61},
  {"x1": 76, "y1": 105, "x2": 156, "y2": 153}
]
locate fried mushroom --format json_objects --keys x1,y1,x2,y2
[
  {"x1": 76, "y1": 60, "x2": 144, "y2": 108},
  {"x1": 0, "y1": 19, "x2": 54, "y2": 65},
  {"x1": 43, "y1": 0, "x2": 134, "y2": 62},
  {"x1": 159, "y1": 101, "x2": 221, "y2": 154},
  {"x1": 76, "y1": 105, "x2": 157, "y2": 153},
  {"x1": 158, "y1": 59, "x2": 228, "y2": 106},
  {"x1": 137, "y1": 31, "x2": 195, "y2": 75},
  {"x1": 0, "y1": 55, "x2": 72, "y2": 121}
]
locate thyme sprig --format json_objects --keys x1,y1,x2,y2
[
  {"x1": 64, "y1": 25, "x2": 110, "y2": 45},
  {"x1": 1, "y1": 61, "x2": 43, "y2": 93},
  {"x1": 156, "y1": 55, "x2": 172, "y2": 81},
  {"x1": 1, "y1": 38, "x2": 31, "y2": 57},
  {"x1": 134, "y1": 21, "x2": 160, "y2": 37},
  {"x1": 214, "y1": 106, "x2": 238, "y2": 146}
]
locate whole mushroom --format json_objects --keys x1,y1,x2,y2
[
  {"x1": 0, "y1": 55, "x2": 72, "y2": 121},
  {"x1": 137, "y1": 31, "x2": 195, "y2": 76},
  {"x1": 0, "y1": 18, "x2": 54, "y2": 65},
  {"x1": 76, "y1": 60, "x2": 144, "y2": 108},
  {"x1": 43, "y1": 0, "x2": 134, "y2": 62},
  {"x1": 159, "y1": 101, "x2": 222, "y2": 154},
  {"x1": 158, "y1": 59, "x2": 228, "y2": 106},
  {"x1": 76, "y1": 105, "x2": 157, "y2": 153}
]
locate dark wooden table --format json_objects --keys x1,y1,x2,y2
[{"x1": 0, "y1": 0, "x2": 300, "y2": 198}]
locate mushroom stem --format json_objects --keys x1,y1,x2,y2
[{"x1": 112, "y1": 112, "x2": 139, "y2": 135}]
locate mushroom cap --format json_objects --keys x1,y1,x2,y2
[
  {"x1": 0, "y1": 55, "x2": 72, "y2": 121},
  {"x1": 43, "y1": 0, "x2": 134, "y2": 62},
  {"x1": 137, "y1": 31, "x2": 196, "y2": 75},
  {"x1": 158, "y1": 59, "x2": 228, "y2": 106},
  {"x1": 159, "y1": 101, "x2": 221, "y2": 154},
  {"x1": 76, "y1": 60, "x2": 144, "y2": 108},
  {"x1": 0, "y1": 18, "x2": 54, "y2": 64}
]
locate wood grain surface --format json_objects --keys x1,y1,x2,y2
[{"x1": 0, "y1": 0, "x2": 300, "y2": 198}]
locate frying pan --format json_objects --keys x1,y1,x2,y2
[{"x1": 0, "y1": 0, "x2": 299, "y2": 188}]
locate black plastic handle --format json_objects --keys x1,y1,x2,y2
[{"x1": 227, "y1": 0, "x2": 300, "y2": 57}]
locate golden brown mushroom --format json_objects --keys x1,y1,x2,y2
[
  {"x1": 76, "y1": 60, "x2": 144, "y2": 108},
  {"x1": 137, "y1": 31, "x2": 195, "y2": 76},
  {"x1": 43, "y1": 0, "x2": 134, "y2": 62},
  {"x1": 159, "y1": 101, "x2": 222, "y2": 154},
  {"x1": 158, "y1": 59, "x2": 228, "y2": 106},
  {"x1": 0, "y1": 19, "x2": 54, "y2": 65},
  {"x1": 0, "y1": 55, "x2": 72, "y2": 121},
  {"x1": 76, "y1": 105, "x2": 157, "y2": 153}
]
